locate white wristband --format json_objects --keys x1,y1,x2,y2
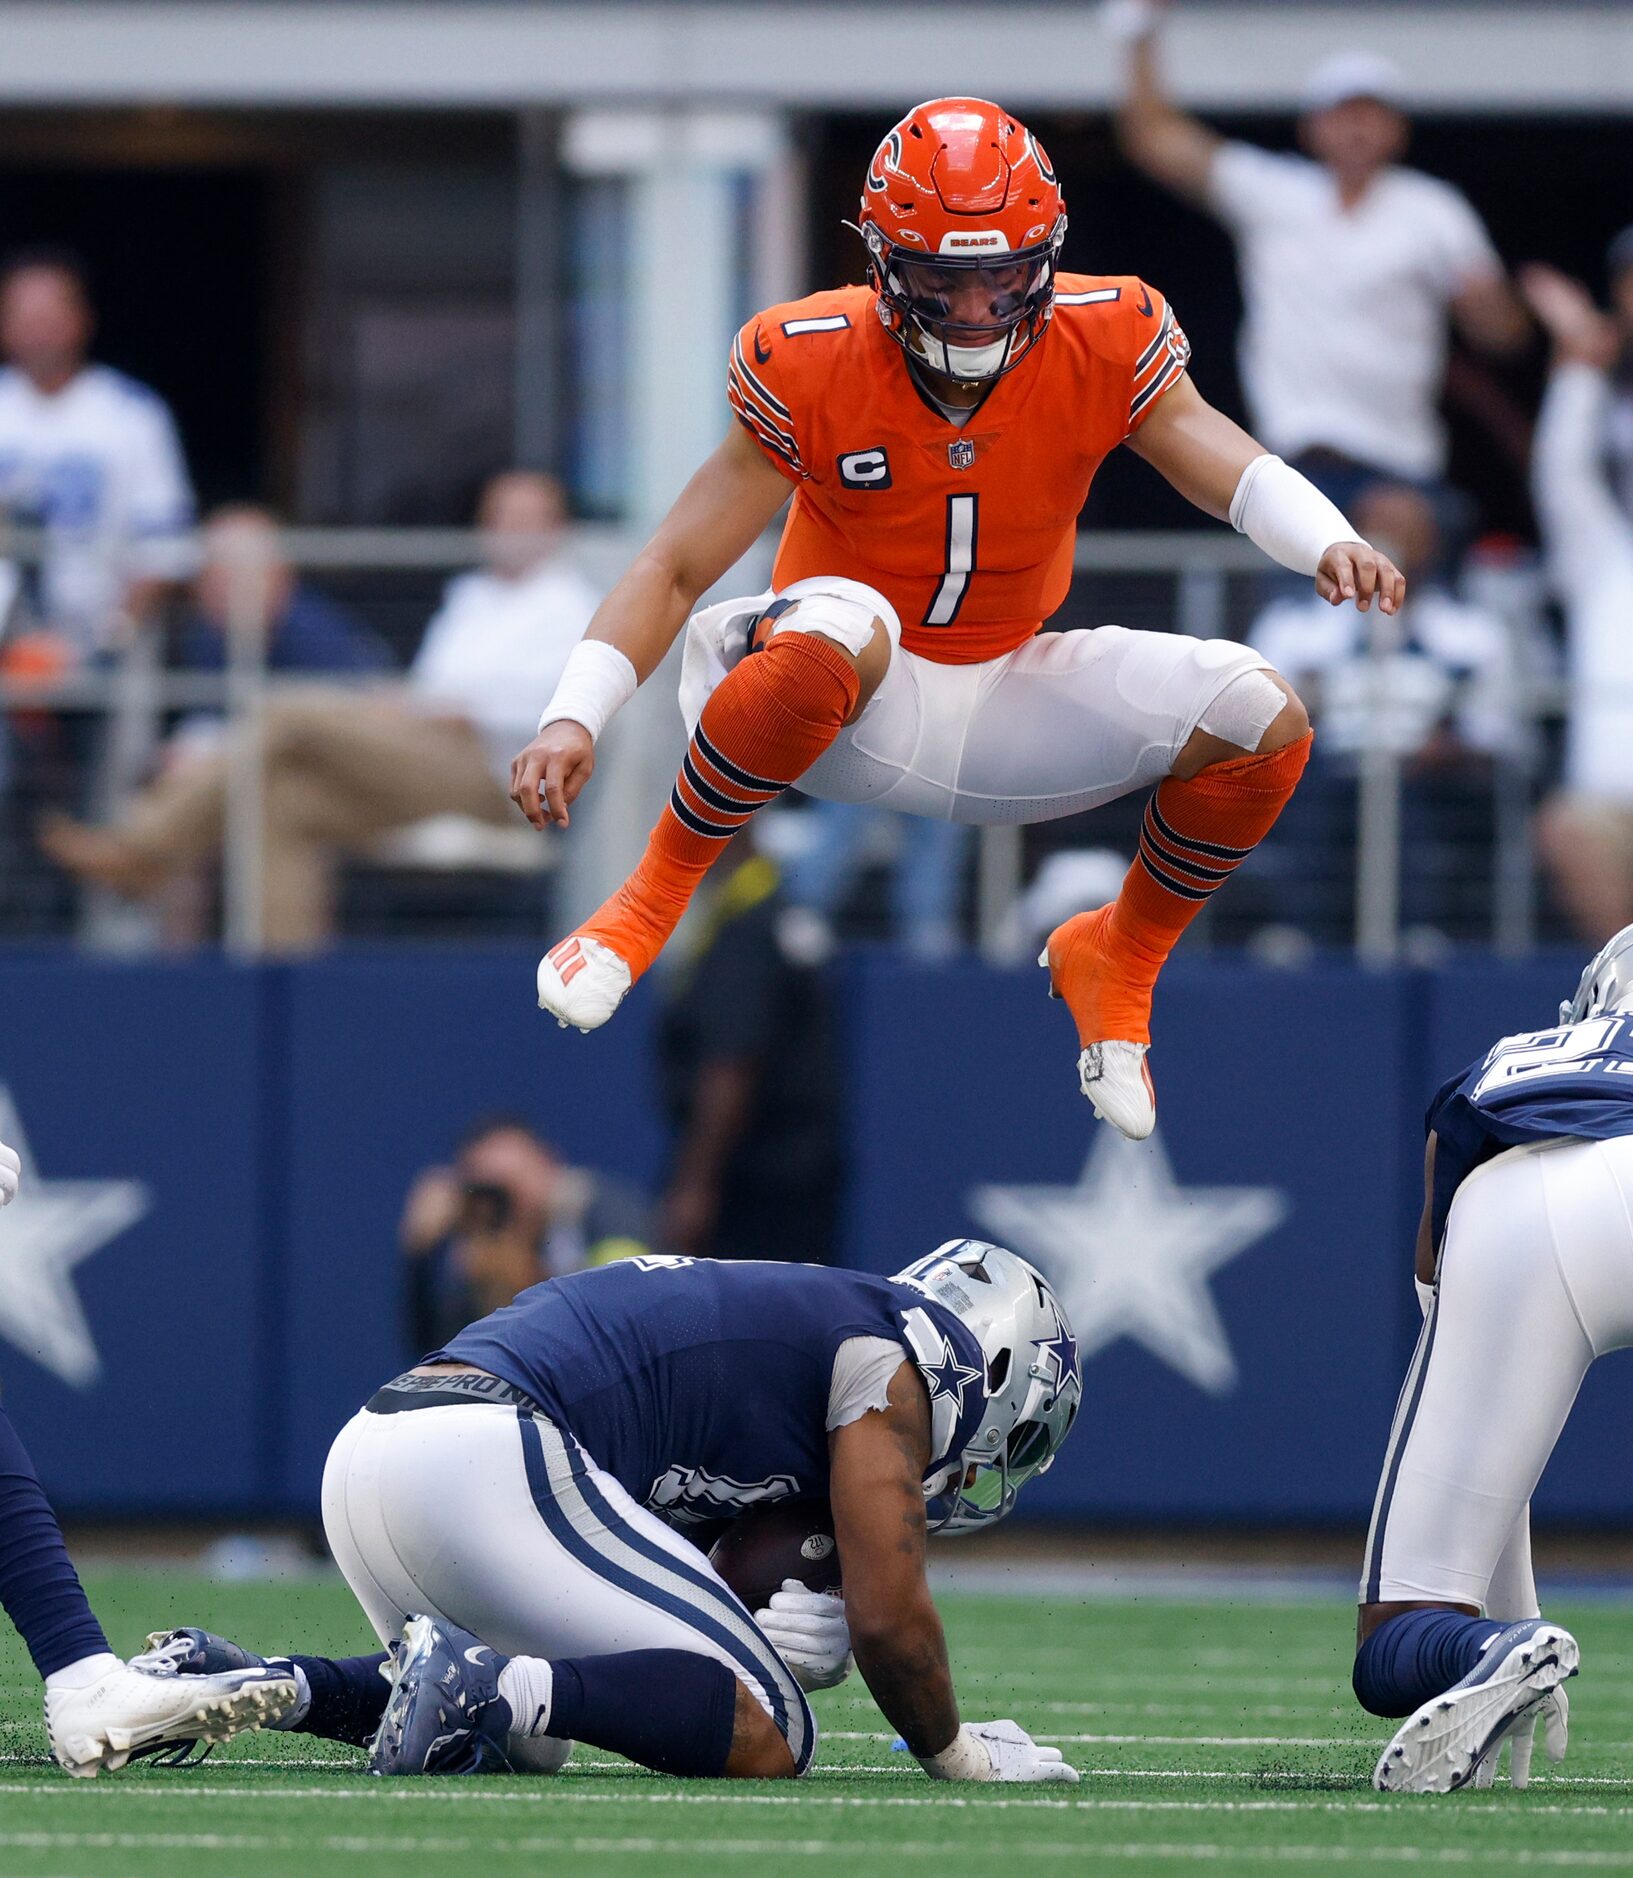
[
  {"x1": 1229, "y1": 453, "x2": 1361, "y2": 578},
  {"x1": 920, "y1": 1726, "x2": 993, "y2": 1782},
  {"x1": 537, "y1": 639, "x2": 638, "y2": 744}
]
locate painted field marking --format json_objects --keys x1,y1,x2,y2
[{"x1": 3, "y1": 1831, "x2": 1633, "y2": 1867}]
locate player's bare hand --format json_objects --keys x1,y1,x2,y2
[
  {"x1": 511, "y1": 721, "x2": 595, "y2": 830},
  {"x1": 1316, "y1": 542, "x2": 1405, "y2": 616},
  {"x1": 1519, "y1": 264, "x2": 1619, "y2": 370}
]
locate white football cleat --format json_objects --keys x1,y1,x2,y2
[
  {"x1": 536, "y1": 934, "x2": 633, "y2": 1033},
  {"x1": 1075, "y1": 1040, "x2": 1156, "y2": 1141},
  {"x1": 45, "y1": 1656, "x2": 298, "y2": 1777},
  {"x1": 1373, "y1": 1619, "x2": 1579, "y2": 1794}
]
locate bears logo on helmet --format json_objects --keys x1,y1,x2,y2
[{"x1": 854, "y1": 98, "x2": 1067, "y2": 385}]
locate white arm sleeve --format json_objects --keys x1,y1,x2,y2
[
  {"x1": 827, "y1": 1336, "x2": 909, "y2": 1431},
  {"x1": 1229, "y1": 454, "x2": 1362, "y2": 577}
]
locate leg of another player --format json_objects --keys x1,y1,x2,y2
[
  {"x1": 1044, "y1": 667, "x2": 1311, "y2": 1137},
  {"x1": 1350, "y1": 1144, "x2": 1625, "y2": 1790},
  {"x1": 537, "y1": 585, "x2": 893, "y2": 1032}
]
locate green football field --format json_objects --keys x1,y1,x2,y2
[{"x1": 2, "y1": 1570, "x2": 1630, "y2": 1877}]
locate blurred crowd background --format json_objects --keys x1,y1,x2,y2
[{"x1": 6, "y1": 0, "x2": 1633, "y2": 976}]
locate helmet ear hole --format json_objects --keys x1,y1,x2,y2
[{"x1": 987, "y1": 1348, "x2": 1011, "y2": 1394}]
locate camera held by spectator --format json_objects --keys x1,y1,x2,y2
[{"x1": 400, "y1": 1114, "x2": 652, "y2": 1351}]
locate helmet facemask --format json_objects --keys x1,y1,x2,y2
[
  {"x1": 863, "y1": 224, "x2": 1064, "y2": 386},
  {"x1": 896, "y1": 1238, "x2": 1082, "y2": 1536}
]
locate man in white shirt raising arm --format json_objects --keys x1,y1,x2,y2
[{"x1": 1108, "y1": 1, "x2": 1528, "y2": 506}]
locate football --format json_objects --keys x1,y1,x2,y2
[{"x1": 709, "y1": 1498, "x2": 842, "y2": 1612}]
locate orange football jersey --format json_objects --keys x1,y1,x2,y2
[{"x1": 727, "y1": 273, "x2": 1192, "y2": 665}]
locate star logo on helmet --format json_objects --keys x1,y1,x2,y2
[
  {"x1": 1032, "y1": 1317, "x2": 1079, "y2": 1401},
  {"x1": 921, "y1": 1333, "x2": 983, "y2": 1413}
]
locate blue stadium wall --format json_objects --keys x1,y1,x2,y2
[{"x1": 0, "y1": 948, "x2": 1624, "y2": 1528}]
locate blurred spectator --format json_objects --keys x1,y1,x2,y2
[
  {"x1": 172, "y1": 504, "x2": 391, "y2": 688},
  {"x1": 39, "y1": 470, "x2": 598, "y2": 951},
  {"x1": 1247, "y1": 482, "x2": 1519, "y2": 941},
  {"x1": 0, "y1": 248, "x2": 194, "y2": 659},
  {"x1": 780, "y1": 800, "x2": 970, "y2": 961},
  {"x1": 1249, "y1": 485, "x2": 1520, "y2": 761},
  {"x1": 656, "y1": 832, "x2": 842, "y2": 1264},
  {"x1": 1522, "y1": 263, "x2": 1633, "y2": 942},
  {"x1": 401, "y1": 1115, "x2": 652, "y2": 1351},
  {"x1": 1111, "y1": 4, "x2": 1528, "y2": 506}
]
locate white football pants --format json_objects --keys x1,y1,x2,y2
[
  {"x1": 1361, "y1": 1135, "x2": 1633, "y2": 1609},
  {"x1": 321, "y1": 1401, "x2": 815, "y2": 1772},
  {"x1": 680, "y1": 588, "x2": 1274, "y2": 825}
]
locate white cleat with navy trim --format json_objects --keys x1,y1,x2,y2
[
  {"x1": 536, "y1": 934, "x2": 633, "y2": 1033},
  {"x1": 1073, "y1": 1038, "x2": 1157, "y2": 1142},
  {"x1": 45, "y1": 1656, "x2": 298, "y2": 1777},
  {"x1": 1372, "y1": 1619, "x2": 1579, "y2": 1793}
]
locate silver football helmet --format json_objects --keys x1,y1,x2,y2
[
  {"x1": 1561, "y1": 922, "x2": 1633, "y2": 1024},
  {"x1": 894, "y1": 1238, "x2": 1081, "y2": 1535}
]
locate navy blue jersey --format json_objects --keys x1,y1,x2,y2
[
  {"x1": 1428, "y1": 1014, "x2": 1633, "y2": 1246},
  {"x1": 432, "y1": 1257, "x2": 988, "y2": 1527}
]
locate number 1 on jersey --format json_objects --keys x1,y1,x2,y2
[{"x1": 925, "y1": 494, "x2": 979, "y2": 627}]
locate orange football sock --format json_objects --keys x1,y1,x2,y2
[
  {"x1": 576, "y1": 631, "x2": 861, "y2": 980},
  {"x1": 1050, "y1": 730, "x2": 1312, "y2": 1045}
]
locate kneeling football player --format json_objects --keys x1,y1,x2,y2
[
  {"x1": 1350, "y1": 932, "x2": 1633, "y2": 1789},
  {"x1": 150, "y1": 1241, "x2": 1081, "y2": 1781}
]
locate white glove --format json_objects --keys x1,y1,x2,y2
[
  {"x1": 1474, "y1": 1685, "x2": 1568, "y2": 1789},
  {"x1": 756, "y1": 1580, "x2": 852, "y2": 1692},
  {"x1": 923, "y1": 1719, "x2": 1080, "y2": 1784},
  {"x1": 0, "y1": 1141, "x2": 19, "y2": 1207}
]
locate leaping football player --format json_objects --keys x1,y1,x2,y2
[
  {"x1": 514, "y1": 97, "x2": 1402, "y2": 1139},
  {"x1": 140, "y1": 1242, "x2": 1082, "y2": 1784},
  {"x1": 1347, "y1": 933, "x2": 1633, "y2": 1790},
  {"x1": 0, "y1": 1136, "x2": 295, "y2": 1775}
]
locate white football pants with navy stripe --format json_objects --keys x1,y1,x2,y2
[
  {"x1": 1362, "y1": 1135, "x2": 1633, "y2": 1610},
  {"x1": 321, "y1": 1401, "x2": 816, "y2": 1773}
]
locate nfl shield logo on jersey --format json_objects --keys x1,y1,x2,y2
[{"x1": 948, "y1": 438, "x2": 976, "y2": 471}]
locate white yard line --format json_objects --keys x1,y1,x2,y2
[
  {"x1": 4, "y1": 1831, "x2": 1633, "y2": 1866},
  {"x1": 5, "y1": 1783, "x2": 1633, "y2": 1821}
]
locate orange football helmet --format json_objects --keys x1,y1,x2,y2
[{"x1": 855, "y1": 98, "x2": 1067, "y2": 384}]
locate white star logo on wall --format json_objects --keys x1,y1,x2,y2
[
  {"x1": 968, "y1": 1128, "x2": 1288, "y2": 1395},
  {"x1": 0, "y1": 1089, "x2": 149, "y2": 1388}
]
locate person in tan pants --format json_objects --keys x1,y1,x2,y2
[{"x1": 41, "y1": 472, "x2": 600, "y2": 952}]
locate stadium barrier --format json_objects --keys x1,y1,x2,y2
[
  {"x1": 2, "y1": 947, "x2": 1627, "y2": 1529},
  {"x1": 0, "y1": 523, "x2": 1556, "y2": 958}
]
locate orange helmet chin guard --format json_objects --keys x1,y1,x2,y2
[{"x1": 854, "y1": 97, "x2": 1068, "y2": 386}]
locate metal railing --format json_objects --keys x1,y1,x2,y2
[{"x1": 0, "y1": 522, "x2": 1564, "y2": 959}]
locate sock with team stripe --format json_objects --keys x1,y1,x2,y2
[
  {"x1": 0, "y1": 1406, "x2": 111, "y2": 1679},
  {"x1": 1049, "y1": 731, "x2": 1312, "y2": 1045},
  {"x1": 566, "y1": 630, "x2": 861, "y2": 981},
  {"x1": 1353, "y1": 1609, "x2": 1502, "y2": 1718}
]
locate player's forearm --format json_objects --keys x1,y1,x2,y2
[
  {"x1": 850, "y1": 1601, "x2": 960, "y2": 1757},
  {"x1": 583, "y1": 546, "x2": 705, "y2": 685}
]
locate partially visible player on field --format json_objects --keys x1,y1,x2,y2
[
  {"x1": 0, "y1": 1135, "x2": 294, "y2": 1774},
  {"x1": 147, "y1": 1241, "x2": 1082, "y2": 1783},
  {"x1": 1109, "y1": 1, "x2": 1528, "y2": 509},
  {"x1": 516, "y1": 98, "x2": 1404, "y2": 1142},
  {"x1": 1346, "y1": 935, "x2": 1633, "y2": 1790}
]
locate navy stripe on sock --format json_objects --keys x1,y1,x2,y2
[
  {"x1": 693, "y1": 726, "x2": 785, "y2": 797},
  {"x1": 1148, "y1": 795, "x2": 1253, "y2": 864}
]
